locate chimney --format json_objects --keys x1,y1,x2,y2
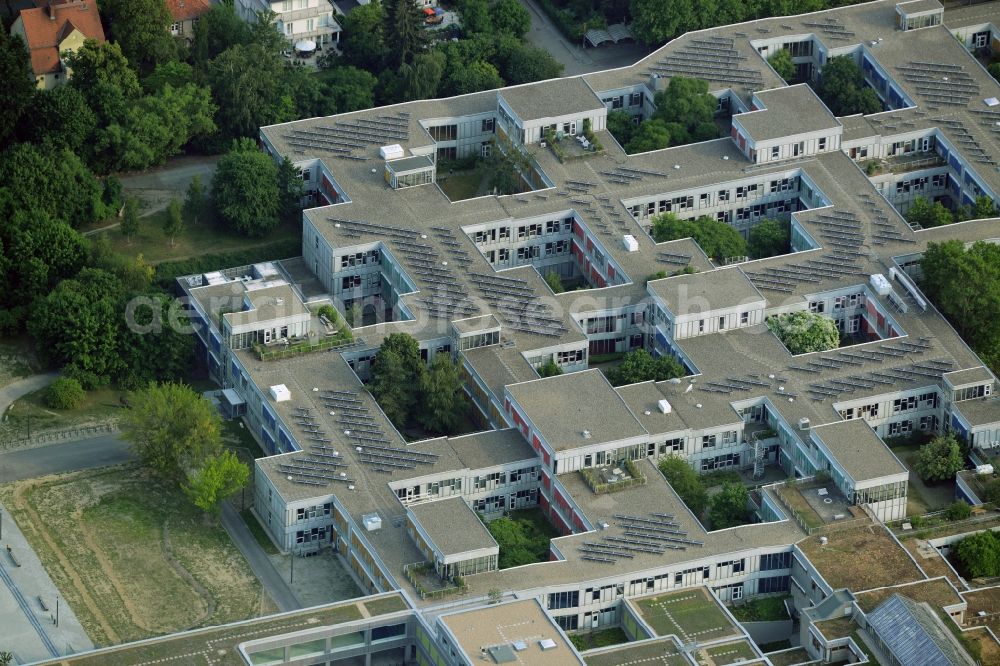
[{"x1": 49, "y1": 1, "x2": 56, "y2": 19}]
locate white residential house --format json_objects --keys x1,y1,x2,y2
[{"x1": 236, "y1": 0, "x2": 341, "y2": 49}]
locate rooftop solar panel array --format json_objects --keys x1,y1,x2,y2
[
  {"x1": 578, "y1": 512, "x2": 704, "y2": 562},
  {"x1": 468, "y1": 272, "x2": 567, "y2": 337},
  {"x1": 646, "y1": 36, "x2": 764, "y2": 86}
]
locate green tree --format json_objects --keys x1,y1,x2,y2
[
  {"x1": 317, "y1": 65, "x2": 379, "y2": 111},
  {"x1": 766, "y1": 311, "x2": 840, "y2": 354},
  {"x1": 651, "y1": 77, "x2": 718, "y2": 145},
  {"x1": 277, "y1": 156, "x2": 305, "y2": 224},
  {"x1": 341, "y1": 2, "x2": 388, "y2": 70},
  {"x1": 370, "y1": 333, "x2": 427, "y2": 427},
  {"x1": 27, "y1": 269, "x2": 125, "y2": 388},
  {"x1": 0, "y1": 143, "x2": 107, "y2": 228},
  {"x1": 16, "y1": 85, "x2": 96, "y2": 153},
  {"x1": 816, "y1": 56, "x2": 883, "y2": 116},
  {"x1": 748, "y1": 219, "x2": 791, "y2": 259},
  {"x1": 122, "y1": 382, "x2": 223, "y2": 482},
  {"x1": 212, "y1": 139, "x2": 281, "y2": 236},
  {"x1": 190, "y1": 3, "x2": 252, "y2": 67},
  {"x1": 98, "y1": 0, "x2": 177, "y2": 72},
  {"x1": 630, "y1": 0, "x2": 696, "y2": 44},
  {"x1": 491, "y1": 0, "x2": 531, "y2": 37},
  {"x1": 971, "y1": 195, "x2": 997, "y2": 219},
  {"x1": 920, "y1": 240, "x2": 1000, "y2": 355},
  {"x1": 650, "y1": 213, "x2": 747, "y2": 261},
  {"x1": 544, "y1": 271, "x2": 565, "y2": 293},
  {"x1": 184, "y1": 174, "x2": 205, "y2": 225},
  {"x1": 606, "y1": 349, "x2": 685, "y2": 386},
  {"x1": 494, "y1": 41, "x2": 563, "y2": 86},
  {"x1": 538, "y1": 358, "x2": 563, "y2": 377},
  {"x1": 418, "y1": 353, "x2": 464, "y2": 434},
  {"x1": 956, "y1": 530, "x2": 1000, "y2": 578},
  {"x1": 46, "y1": 377, "x2": 86, "y2": 410},
  {"x1": 607, "y1": 110, "x2": 636, "y2": 148},
  {"x1": 983, "y1": 477, "x2": 1000, "y2": 505},
  {"x1": 485, "y1": 516, "x2": 548, "y2": 568},
  {"x1": 0, "y1": 32, "x2": 34, "y2": 146},
  {"x1": 165, "y1": 198, "x2": 184, "y2": 246},
  {"x1": 66, "y1": 40, "x2": 142, "y2": 126},
  {"x1": 989, "y1": 62, "x2": 1000, "y2": 85},
  {"x1": 944, "y1": 501, "x2": 972, "y2": 521},
  {"x1": 708, "y1": 482, "x2": 751, "y2": 529},
  {"x1": 399, "y1": 51, "x2": 445, "y2": 101},
  {"x1": 207, "y1": 43, "x2": 290, "y2": 139},
  {"x1": 768, "y1": 48, "x2": 795, "y2": 81},
  {"x1": 912, "y1": 434, "x2": 964, "y2": 483},
  {"x1": 625, "y1": 118, "x2": 671, "y2": 153},
  {"x1": 384, "y1": 0, "x2": 427, "y2": 67},
  {"x1": 120, "y1": 196, "x2": 140, "y2": 243},
  {"x1": 143, "y1": 61, "x2": 196, "y2": 93},
  {"x1": 183, "y1": 450, "x2": 250, "y2": 515},
  {"x1": 455, "y1": 0, "x2": 490, "y2": 33},
  {"x1": 658, "y1": 455, "x2": 708, "y2": 516},
  {"x1": 117, "y1": 292, "x2": 194, "y2": 389},
  {"x1": 906, "y1": 196, "x2": 954, "y2": 229},
  {"x1": 445, "y1": 59, "x2": 504, "y2": 95}
]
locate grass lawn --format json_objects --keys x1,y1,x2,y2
[
  {"x1": 569, "y1": 627, "x2": 629, "y2": 652},
  {"x1": 729, "y1": 595, "x2": 789, "y2": 622},
  {"x1": 221, "y1": 418, "x2": 267, "y2": 460},
  {"x1": 696, "y1": 639, "x2": 758, "y2": 665},
  {"x1": 0, "y1": 336, "x2": 41, "y2": 389},
  {"x1": 1, "y1": 386, "x2": 125, "y2": 437},
  {"x1": 101, "y1": 209, "x2": 301, "y2": 265},
  {"x1": 437, "y1": 168, "x2": 491, "y2": 201},
  {"x1": 0, "y1": 465, "x2": 268, "y2": 646},
  {"x1": 362, "y1": 595, "x2": 410, "y2": 616},
  {"x1": 777, "y1": 484, "x2": 824, "y2": 530},
  {"x1": 633, "y1": 587, "x2": 738, "y2": 641},
  {"x1": 241, "y1": 508, "x2": 280, "y2": 556},
  {"x1": 890, "y1": 445, "x2": 955, "y2": 515}
]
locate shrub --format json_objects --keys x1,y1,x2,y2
[
  {"x1": 538, "y1": 358, "x2": 563, "y2": 377},
  {"x1": 944, "y1": 501, "x2": 972, "y2": 521},
  {"x1": 766, "y1": 311, "x2": 840, "y2": 354},
  {"x1": 658, "y1": 455, "x2": 707, "y2": 517},
  {"x1": 956, "y1": 530, "x2": 1000, "y2": 578},
  {"x1": 317, "y1": 304, "x2": 340, "y2": 325},
  {"x1": 45, "y1": 377, "x2": 86, "y2": 410}
]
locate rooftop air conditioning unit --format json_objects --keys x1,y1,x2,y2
[
  {"x1": 658, "y1": 399, "x2": 672, "y2": 414},
  {"x1": 362, "y1": 513, "x2": 382, "y2": 531},
  {"x1": 380, "y1": 144, "x2": 404, "y2": 160},
  {"x1": 622, "y1": 234, "x2": 639, "y2": 252},
  {"x1": 798, "y1": 417, "x2": 810, "y2": 431},
  {"x1": 870, "y1": 273, "x2": 892, "y2": 296},
  {"x1": 269, "y1": 384, "x2": 291, "y2": 402}
]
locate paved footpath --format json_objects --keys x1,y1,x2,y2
[
  {"x1": 0, "y1": 435, "x2": 132, "y2": 484},
  {"x1": 0, "y1": 499, "x2": 93, "y2": 663},
  {"x1": 0, "y1": 372, "x2": 59, "y2": 416},
  {"x1": 220, "y1": 503, "x2": 302, "y2": 613}
]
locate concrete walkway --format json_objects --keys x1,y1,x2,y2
[
  {"x1": 220, "y1": 503, "x2": 302, "y2": 613},
  {"x1": 0, "y1": 372, "x2": 58, "y2": 417},
  {"x1": 0, "y1": 499, "x2": 93, "y2": 663}
]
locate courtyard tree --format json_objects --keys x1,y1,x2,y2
[
  {"x1": 658, "y1": 455, "x2": 708, "y2": 516},
  {"x1": 650, "y1": 213, "x2": 748, "y2": 262},
  {"x1": 0, "y1": 32, "x2": 34, "y2": 146},
  {"x1": 370, "y1": 333, "x2": 427, "y2": 428},
  {"x1": 418, "y1": 353, "x2": 464, "y2": 434},
  {"x1": 815, "y1": 56, "x2": 882, "y2": 116},
  {"x1": 956, "y1": 530, "x2": 1000, "y2": 578},
  {"x1": 184, "y1": 174, "x2": 206, "y2": 225},
  {"x1": 768, "y1": 48, "x2": 795, "y2": 81},
  {"x1": 606, "y1": 349, "x2": 685, "y2": 386},
  {"x1": 906, "y1": 196, "x2": 954, "y2": 228},
  {"x1": 212, "y1": 139, "x2": 280, "y2": 237},
  {"x1": 183, "y1": 449, "x2": 250, "y2": 516},
  {"x1": 708, "y1": 482, "x2": 751, "y2": 529},
  {"x1": 912, "y1": 434, "x2": 964, "y2": 483},
  {"x1": 277, "y1": 156, "x2": 305, "y2": 224},
  {"x1": 538, "y1": 358, "x2": 563, "y2": 378},
  {"x1": 748, "y1": 219, "x2": 791, "y2": 259},
  {"x1": 625, "y1": 118, "x2": 671, "y2": 153},
  {"x1": 607, "y1": 110, "x2": 636, "y2": 148},
  {"x1": 766, "y1": 311, "x2": 839, "y2": 354},
  {"x1": 651, "y1": 77, "x2": 718, "y2": 145},
  {"x1": 122, "y1": 382, "x2": 223, "y2": 482},
  {"x1": 544, "y1": 271, "x2": 565, "y2": 293}
]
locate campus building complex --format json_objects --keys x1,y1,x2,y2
[{"x1": 44, "y1": 1, "x2": 1000, "y2": 665}]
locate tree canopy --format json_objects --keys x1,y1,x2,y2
[
  {"x1": 651, "y1": 213, "x2": 747, "y2": 262},
  {"x1": 0, "y1": 32, "x2": 34, "y2": 147},
  {"x1": 658, "y1": 455, "x2": 707, "y2": 517},
  {"x1": 623, "y1": 77, "x2": 719, "y2": 153},
  {"x1": 905, "y1": 196, "x2": 954, "y2": 229},
  {"x1": 956, "y1": 530, "x2": 1000, "y2": 579},
  {"x1": 605, "y1": 349, "x2": 685, "y2": 386},
  {"x1": 815, "y1": 56, "x2": 883, "y2": 116},
  {"x1": 768, "y1": 48, "x2": 795, "y2": 82},
  {"x1": 708, "y1": 482, "x2": 751, "y2": 529},
  {"x1": 122, "y1": 382, "x2": 223, "y2": 483},
  {"x1": 211, "y1": 139, "x2": 281, "y2": 236},
  {"x1": 748, "y1": 219, "x2": 791, "y2": 259},
  {"x1": 766, "y1": 311, "x2": 840, "y2": 354},
  {"x1": 182, "y1": 449, "x2": 250, "y2": 515},
  {"x1": 370, "y1": 333, "x2": 427, "y2": 429},
  {"x1": 920, "y1": 240, "x2": 1000, "y2": 371},
  {"x1": 417, "y1": 353, "x2": 465, "y2": 434},
  {"x1": 912, "y1": 434, "x2": 964, "y2": 483},
  {"x1": 98, "y1": 0, "x2": 177, "y2": 72},
  {"x1": 484, "y1": 515, "x2": 551, "y2": 568}
]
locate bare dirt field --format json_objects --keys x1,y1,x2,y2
[{"x1": 0, "y1": 465, "x2": 274, "y2": 647}]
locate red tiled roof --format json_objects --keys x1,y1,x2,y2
[
  {"x1": 165, "y1": 0, "x2": 209, "y2": 22},
  {"x1": 16, "y1": 0, "x2": 105, "y2": 76}
]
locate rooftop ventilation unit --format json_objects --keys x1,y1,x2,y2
[
  {"x1": 870, "y1": 273, "x2": 892, "y2": 296},
  {"x1": 799, "y1": 417, "x2": 811, "y2": 431},
  {"x1": 269, "y1": 384, "x2": 291, "y2": 402},
  {"x1": 622, "y1": 234, "x2": 639, "y2": 252},
  {"x1": 658, "y1": 399, "x2": 672, "y2": 414},
  {"x1": 582, "y1": 430, "x2": 592, "y2": 439},
  {"x1": 539, "y1": 639, "x2": 557, "y2": 651},
  {"x1": 362, "y1": 513, "x2": 382, "y2": 531},
  {"x1": 380, "y1": 144, "x2": 404, "y2": 160}
]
